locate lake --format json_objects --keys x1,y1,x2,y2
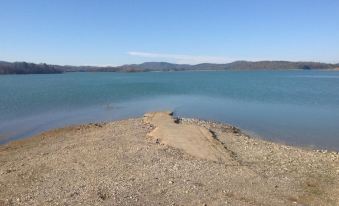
[{"x1": 1, "y1": 71, "x2": 339, "y2": 150}]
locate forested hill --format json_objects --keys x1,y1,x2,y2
[
  {"x1": 0, "y1": 61, "x2": 62, "y2": 74},
  {"x1": 0, "y1": 60, "x2": 338, "y2": 74}
]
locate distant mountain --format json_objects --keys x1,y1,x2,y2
[
  {"x1": 100, "y1": 61, "x2": 336, "y2": 72},
  {"x1": 95, "y1": 62, "x2": 190, "y2": 72},
  {"x1": 0, "y1": 60, "x2": 337, "y2": 74},
  {"x1": 219, "y1": 61, "x2": 334, "y2": 70}
]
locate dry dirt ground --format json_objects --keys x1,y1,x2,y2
[{"x1": 0, "y1": 112, "x2": 338, "y2": 206}]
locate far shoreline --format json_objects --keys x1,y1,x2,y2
[
  {"x1": 1, "y1": 68, "x2": 339, "y2": 75},
  {"x1": 1, "y1": 60, "x2": 338, "y2": 74}
]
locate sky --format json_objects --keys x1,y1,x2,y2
[{"x1": 0, "y1": 0, "x2": 338, "y2": 66}]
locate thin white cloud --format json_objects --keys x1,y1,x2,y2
[{"x1": 127, "y1": 51, "x2": 233, "y2": 64}]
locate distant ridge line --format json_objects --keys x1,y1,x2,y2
[{"x1": 0, "y1": 60, "x2": 338, "y2": 74}]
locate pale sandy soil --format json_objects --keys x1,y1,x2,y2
[{"x1": 0, "y1": 112, "x2": 338, "y2": 206}]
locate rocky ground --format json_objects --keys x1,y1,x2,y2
[{"x1": 0, "y1": 112, "x2": 338, "y2": 206}]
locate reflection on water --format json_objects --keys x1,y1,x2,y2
[
  {"x1": 0, "y1": 71, "x2": 339, "y2": 150},
  {"x1": 1, "y1": 95, "x2": 338, "y2": 151}
]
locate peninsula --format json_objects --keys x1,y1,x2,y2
[{"x1": 1, "y1": 112, "x2": 338, "y2": 205}]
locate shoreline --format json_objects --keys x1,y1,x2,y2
[
  {"x1": 1, "y1": 115, "x2": 338, "y2": 154},
  {"x1": 1, "y1": 112, "x2": 338, "y2": 205},
  {"x1": 1, "y1": 68, "x2": 339, "y2": 75}
]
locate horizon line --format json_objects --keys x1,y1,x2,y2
[{"x1": 1, "y1": 59, "x2": 338, "y2": 68}]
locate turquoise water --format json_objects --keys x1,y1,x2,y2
[{"x1": 1, "y1": 71, "x2": 339, "y2": 150}]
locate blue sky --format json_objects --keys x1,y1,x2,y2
[{"x1": 0, "y1": 0, "x2": 338, "y2": 65}]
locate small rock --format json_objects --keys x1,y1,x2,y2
[
  {"x1": 169, "y1": 180, "x2": 174, "y2": 184},
  {"x1": 5, "y1": 169, "x2": 15, "y2": 174}
]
